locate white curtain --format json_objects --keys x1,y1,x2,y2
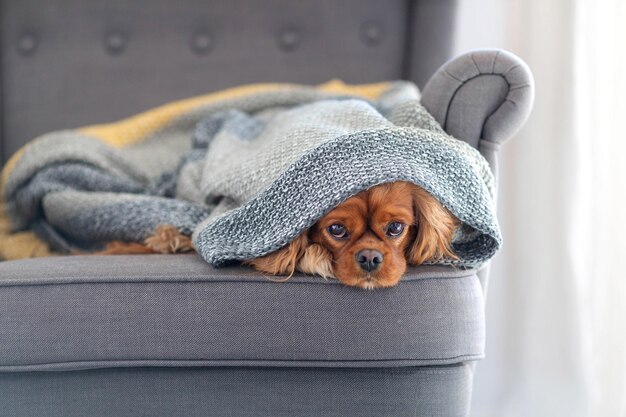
[{"x1": 454, "y1": 1, "x2": 626, "y2": 416}]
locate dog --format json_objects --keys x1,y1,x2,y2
[
  {"x1": 98, "y1": 181, "x2": 459, "y2": 289},
  {"x1": 245, "y1": 181, "x2": 459, "y2": 289}
]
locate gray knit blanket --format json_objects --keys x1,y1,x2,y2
[{"x1": 1, "y1": 81, "x2": 501, "y2": 268}]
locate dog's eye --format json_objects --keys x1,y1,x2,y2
[
  {"x1": 386, "y1": 222, "x2": 405, "y2": 237},
  {"x1": 327, "y1": 224, "x2": 348, "y2": 239}
]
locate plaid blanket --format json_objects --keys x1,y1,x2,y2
[{"x1": 0, "y1": 80, "x2": 500, "y2": 268}]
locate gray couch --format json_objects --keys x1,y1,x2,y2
[{"x1": 0, "y1": 1, "x2": 534, "y2": 416}]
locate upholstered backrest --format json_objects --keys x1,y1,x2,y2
[{"x1": 0, "y1": 0, "x2": 457, "y2": 165}]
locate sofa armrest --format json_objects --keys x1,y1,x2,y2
[{"x1": 421, "y1": 49, "x2": 534, "y2": 176}]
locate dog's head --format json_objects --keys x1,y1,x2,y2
[{"x1": 247, "y1": 181, "x2": 459, "y2": 289}]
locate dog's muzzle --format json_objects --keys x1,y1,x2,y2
[{"x1": 356, "y1": 249, "x2": 383, "y2": 272}]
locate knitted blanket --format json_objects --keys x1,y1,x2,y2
[{"x1": 0, "y1": 80, "x2": 501, "y2": 268}]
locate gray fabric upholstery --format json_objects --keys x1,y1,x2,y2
[
  {"x1": 0, "y1": 254, "x2": 484, "y2": 372},
  {"x1": 407, "y1": 0, "x2": 458, "y2": 87},
  {"x1": 418, "y1": 49, "x2": 536, "y2": 292},
  {"x1": 0, "y1": 364, "x2": 473, "y2": 417},
  {"x1": 0, "y1": 1, "x2": 538, "y2": 415},
  {"x1": 421, "y1": 49, "x2": 535, "y2": 179},
  {"x1": 0, "y1": 0, "x2": 458, "y2": 165}
]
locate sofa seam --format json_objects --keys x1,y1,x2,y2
[
  {"x1": 0, "y1": 354, "x2": 486, "y2": 373},
  {"x1": 0, "y1": 271, "x2": 478, "y2": 288},
  {"x1": 442, "y1": 72, "x2": 512, "y2": 138}
]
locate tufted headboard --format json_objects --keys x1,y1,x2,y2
[{"x1": 0, "y1": 0, "x2": 457, "y2": 166}]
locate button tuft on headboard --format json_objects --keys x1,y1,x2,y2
[
  {"x1": 17, "y1": 33, "x2": 38, "y2": 56},
  {"x1": 360, "y1": 22, "x2": 384, "y2": 46},
  {"x1": 104, "y1": 32, "x2": 128, "y2": 56},
  {"x1": 277, "y1": 29, "x2": 300, "y2": 52},
  {"x1": 191, "y1": 32, "x2": 213, "y2": 55}
]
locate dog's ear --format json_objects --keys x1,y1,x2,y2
[
  {"x1": 244, "y1": 233, "x2": 309, "y2": 276},
  {"x1": 407, "y1": 187, "x2": 459, "y2": 265},
  {"x1": 297, "y1": 243, "x2": 335, "y2": 279}
]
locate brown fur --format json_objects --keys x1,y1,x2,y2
[
  {"x1": 96, "y1": 182, "x2": 459, "y2": 289},
  {"x1": 95, "y1": 224, "x2": 194, "y2": 255},
  {"x1": 242, "y1": 234, "x2": 308, "y2": 277},
  {"x1": 247, "y1": 181, "x2": 459, "y2": 289}
]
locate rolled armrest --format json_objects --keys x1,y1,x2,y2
[{"x1": 421, "y1": 49, "x2": 534, "y2": 149}]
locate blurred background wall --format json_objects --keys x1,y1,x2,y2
[{"x1": 453, "y1": 1, "x2": 626, "y2": 416}]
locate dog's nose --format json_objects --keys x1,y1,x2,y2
[{"x1": 356, "y1": 249, "x2": 383, "y2": 272}]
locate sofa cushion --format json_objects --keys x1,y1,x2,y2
[
  {"x1": 0, "y1": 364, "x2": 474, "y2": 417},
  {"x1": 0, "y1": 254, "x2": 484, "y2": 372}
]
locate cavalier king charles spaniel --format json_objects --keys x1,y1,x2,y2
[{"x1": 99, "y1": 181, "x2": 459, "y2": 289}]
